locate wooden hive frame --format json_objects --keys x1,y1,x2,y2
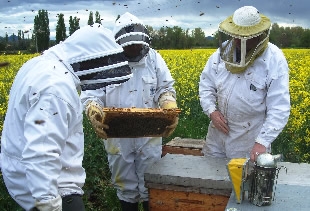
[{"x1": 102, "y1": 107, "x2": 181, "y2": 138}]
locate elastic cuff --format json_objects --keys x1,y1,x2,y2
[
  {"x1": 255, "y1": 138, "x2": 270, "y2": 148},
  {"x1": 207, "y1": 106, "x2": 217, "y2": 118}
]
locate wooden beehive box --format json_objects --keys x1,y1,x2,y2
[
  {"x1": 102, "y1": 107, "x2": 181, "y2": 138},
  {"x1": 162, "y1": 137, "x2": 206, "y2": 156},
  {"x1": 145, "y1": 154, "x2": 232, "y2": 211}
]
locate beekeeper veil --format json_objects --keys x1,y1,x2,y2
[
  {"x1": 113, "y1": 12, "x2": 150, "y2": 62},
  {"x1": 219, "y1": 6, "x2": 271, "y2": 74},
  {"x1": 49, "y1": 24, "x2": 132, "y2": 91}
]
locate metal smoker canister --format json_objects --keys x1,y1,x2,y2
[{"x1": 248, "y1": 153, "x2": 281, "y2": 206}]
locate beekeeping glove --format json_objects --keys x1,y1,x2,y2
[
  {"x1": 85, "y1": 101, "x2": 109, "y2": 139},
  {"x1": 162, "y1": 116, "x2": 179, "y2": 137},
  {"x1": 35, "y1": 195, "x2": 62, "y2": 211},
  {"x1": 159, "y1": 92, "x2": 178, "y2": 109}
]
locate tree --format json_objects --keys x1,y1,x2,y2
[
  {"x1": 5, "y1": 32, "x2": 8, "y2": 43},
  {"x1": 301, "y1": 29, "x2": 310, "y2": 48},
  {"x1": 172, "y1": 26, "x2": 185, "y2": 49},
  {"x1": 87, "y1": 11, "x2": 94, "y2": 25},
  {"x1": 191, "y1": 28, "x2": 206, "y2": 47},
  {"x1": 0, "y1": 38, "x2": 5, "y2": 51},
  {"x1": 95, "y1": 11, "x2": 101, "y2": 24},
  {"x1": 56, "y1": 13, "x2": 66, "y2": 44},
  {"x1": 17, "y1": 30, "x2": 22, "y2": 41},
  {"x1": 69, "y1": 16, "x2": 80, "y2": 36},
  {"x1": 156, "y1": 27, "x2": 166, "y2": 49},
  {"x1": 290, "y1": 26, "x2": 304, "y2": 48},
  {"x1": 11, "y1": 33, "x2": 15, "y2": 42},
  {"x1": 16, "y1": 30, "x2": 27, "y2": 50},
  {"x1": 33, "y1": 10, "x2": 50, "y2": 52}
]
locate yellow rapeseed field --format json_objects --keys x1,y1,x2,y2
[
  {"x1": 0, "y1": 53, "x2": 37, "y2": 131},
  {"x1": 1, "y1": 49, "x2": 310, "y2": 162}
]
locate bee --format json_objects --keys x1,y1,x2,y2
[
  {"x1": 0, "y1": 62, "x2": 9, "y2": 67},
  {"x1": 34, "y1": 120, "x2": 45, "y2": 125}
]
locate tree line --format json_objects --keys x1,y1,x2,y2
[{"x1": 1, "y1": 10, "x2": 310, "y2": 53}]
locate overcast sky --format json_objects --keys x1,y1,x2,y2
[{"x1": 0, "y1": 0, "x2": 309, "y2": 39}]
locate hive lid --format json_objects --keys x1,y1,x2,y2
[{"x1": 145, "y1": 154, "x2": 231, "y2": 191}]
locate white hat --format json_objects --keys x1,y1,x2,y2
[{"x1": 219, "y1": 6, "x2": 271, "y2": 38}]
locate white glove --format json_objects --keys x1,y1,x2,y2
[
  {"x1": 159, "y1": 92, "x2": 178, "y2": 109},
  {"x1": 162, "y1": 117, "x2": 179, "y2": 137},
  {"x1": 35, "y1": 195, "x2": 62, "y2": 211},
  {"x1": 85, "y1": 101, "x2": 109, "y2": 139}
]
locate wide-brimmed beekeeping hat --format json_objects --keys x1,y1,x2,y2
[{"x1": 219, "y1": 6, "x2": 271, "y2": 38}]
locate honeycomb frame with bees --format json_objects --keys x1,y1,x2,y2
[{"x1": 102, "y1": 107, "x2": 181, "y2": 138}]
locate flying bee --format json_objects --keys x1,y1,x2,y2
[{"x1": 0, "y1": 62, "x2": 9, "y2": 67}]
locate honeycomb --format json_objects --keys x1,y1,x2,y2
[{"x1": 102, "y1": 107, "x2": 181, "y2": 138}]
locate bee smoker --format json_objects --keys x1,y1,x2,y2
[
  {"x1": 247, "y1": 153, "x2": 282, "y2": 206},
  {"x1": 227, "y1": 153, "x2": 282, "y2": 206}
]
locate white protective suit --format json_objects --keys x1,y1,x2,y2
[
  {"x1": 199, "y1": 43, "x2": 290, "y2": 158},
  {"x1": 81, "y1": 48, "x2": 176, "y2": 203},
  {"x1": 1, "y1": 25, "x2": 131, "y2": 210},
  {"x1": 81, "y1": 12, "x2": 176, "y2": 204}
]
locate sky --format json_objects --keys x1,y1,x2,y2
[{"x1": 0, "y1": 0, "x2": 309, "y2": 40}]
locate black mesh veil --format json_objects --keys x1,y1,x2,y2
[
  {"x1": 114, "y1": 23, "x2": 150, "y2": 62},
  {"x1": 71, "y1": 52, "x2": 132, "y2": 90}
]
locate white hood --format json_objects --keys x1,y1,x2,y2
[
  {"x1": 113, "y1": 12, "x2": 144, "y2": 37},
  {"x1": 113, "y1": 12, "x2": 150, "y2": 62},
  {"x1": 52, "y1": 24, "x2": 122, "y2": 63},
  {"x1": 46, "y1": 24, "x2": 132, "y2": 90}
]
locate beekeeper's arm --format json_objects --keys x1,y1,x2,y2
[
  {"x1": 23, "y1": 94, "x2": 76, "y2": 210},
  {"x1": 251, "y1": 55, "x2": 290, "y2": 161},
  {"x1": 199, "y1": 51, "x2": 230, "y2": 134},
  {"x1": 152, "y1": 51, "x2": 178, "y2": 136},
  {"x1": 199, "y1": 50, "x2": 219, "y2": 118},
  {"x1": 81, "y1": 88, "x2": 108, "y2": 139},
  {"x1": 152, "y1": 50, "x2": 177, "y2": 109}
]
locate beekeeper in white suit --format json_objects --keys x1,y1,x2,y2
[
  {"x1": 81, "y1": 12, "x2": 178, "y2": 211},
  {"x1": 0, "y1": 24, "x2": 132, "y2": 211},
  {"x1": 199, "y1": 6, "x2": 290, "y2": 162}
]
